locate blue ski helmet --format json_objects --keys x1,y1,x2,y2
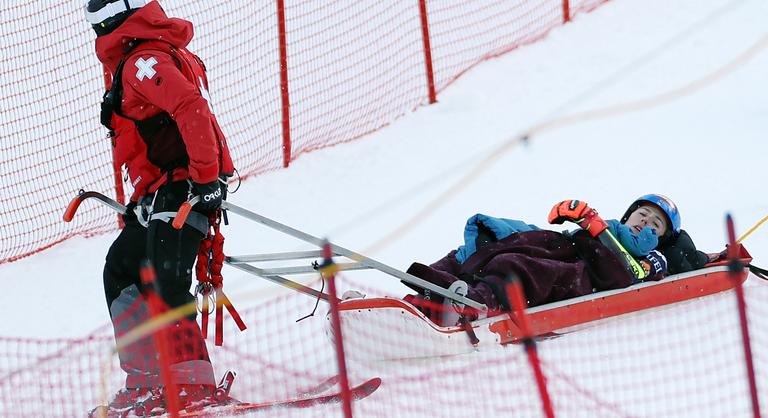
[
  {"x1": 620, "y1": 194, "x2": 681, "y2": 239},
  {"x1": 85, "y1": 0, "x2": 147, "y2": 36}
]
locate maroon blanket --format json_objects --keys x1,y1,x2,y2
[{"x1": 405, "y1": 230, "x2": 634, "y2": 312}]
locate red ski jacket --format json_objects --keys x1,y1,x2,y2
[{"x1": 94, "y1": 1, "x2": 234, "y2": 201}]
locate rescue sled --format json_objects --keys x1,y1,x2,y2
[
  {"x1": 64, "y1": 191, "x2": 754, "y2": 361},
  {"x1": 331, "y1": 246, "x2": 752, "y2": 360}
]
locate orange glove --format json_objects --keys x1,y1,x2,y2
[{"x1": 548, "y1": 199, "x2": 608, "y2": 237}]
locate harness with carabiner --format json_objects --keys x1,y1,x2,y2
[{"x1": 195, "y1": 210, "x2": 246, "y2": 346}]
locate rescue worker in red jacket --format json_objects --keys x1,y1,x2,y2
[{"x1": 85, "y1": 0, "x2": 235, "y2": 415}]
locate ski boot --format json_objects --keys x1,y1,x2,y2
[
  {"x1": 131, "y1": 371, "x2": 240, "y2": 416},
  {"x1": 88, "y1": 386, "x2": 153, "y2": 418},
  {"x1": 440, "y1": 280, "x2": 469, "y2": 327}
]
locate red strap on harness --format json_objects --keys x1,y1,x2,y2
[{"x1": 195, "y1": 211, "x2": 247, "y2": 346}]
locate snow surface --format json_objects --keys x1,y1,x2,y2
[{"x1": 1, "y1": 0, "x2": 767, "y2": 417}]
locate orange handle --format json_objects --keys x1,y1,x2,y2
[
  {"x1": 172, "y1": 202, "x2": 193, "y2": 230},
  {"x1": 62, "y1": 196, "x2": 84, "y2": 222}
]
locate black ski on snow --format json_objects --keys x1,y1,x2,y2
[{"x1": 176, "y1": 377, "x2": 381, "y2": 417}]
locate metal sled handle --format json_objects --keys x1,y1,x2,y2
[
  {"x1": 63, "y1": 190, "x2": 127, "y2": 221},
  {"x1": 184, "y1": 199, "x2": 485, "y2": 310},
  {"x1": 218, "y1": 202, "x2": 487, "y2": 311},
  {"x1": 62, "y1": 191, "x2": 487, "y2": 311}
]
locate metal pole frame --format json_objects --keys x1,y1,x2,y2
[
  {"x1": 62, "y1": 191, "x2": 487, "y2": 312},
  {"x1": 221, "y1": 201, "x2": 486, "y2": 311}
]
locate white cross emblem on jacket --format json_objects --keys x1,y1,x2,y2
[{"x1": 135, "y1": 57, "x2": 158, "y2": 81}]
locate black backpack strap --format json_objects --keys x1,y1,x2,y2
[
  {"x1": 101, "y1": 41, "x2": 192, "y2": 172},
  {"x1": 100, "y1": 58, "x2": 126, "y2": 132},
  {"x1": 100, "y1": 40, "x2": 145, "y2": 131}
]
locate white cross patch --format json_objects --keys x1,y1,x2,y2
[
  {"x1": 198, "y1": 76, "x2": 215, "y2": 114},
  {"x1": 135, "y1": 57, "x2": 158, "y2": 81}
]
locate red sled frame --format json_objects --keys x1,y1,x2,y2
[
  {"x1": 489, "y1": 246, "x2": 752, "y2": 344},
  {"x1": 336, "y1": 246, "x2": 752, "y2": 346}
]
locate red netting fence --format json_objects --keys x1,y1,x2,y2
[
  {"x1": 4, "y1": 1, "x2": 766, "y2": 417},
  {"x1": 1, "y1": 270, "x2": 766, "y2": 417},
  {"x1": 0, "y1": 0, "x2": 606, "y2": 264}
]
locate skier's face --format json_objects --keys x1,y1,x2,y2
[{"x1": 625, "y1": 204, "x2": 668, "y2": 237}]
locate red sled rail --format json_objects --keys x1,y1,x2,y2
[
  {"x1": 336, "y1": 245, "x2": 752, "y2": 350},
  {"x1": 489, "y1": 245, "x2": 751, "y2": 344}
]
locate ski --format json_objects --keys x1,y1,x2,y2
[
  {"x1": 296, "y1": 374, "x2": 341, "y2": 398},
  {"x1": 88, "y1": 377, "x2": 380, "y2": 417},
  {"x1": 176, "y1": 377, "x2": 381, "y2": 417}
]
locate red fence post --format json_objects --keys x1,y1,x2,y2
[
  {"x1": 417, "y1": 0, "x2": 437, "y2": 104},
  {"x1": 726, "y1": 215, "x2": 762, "y2": 418},
  {"x1": 276, "y1": 0, "x2": 292, "y2": 167},
  {"x1": 322, "y1": 240, "x2": 353, "y2": 418},
  {"x1": 562, "y1": 0, "x2": 570, "y2": 23},
  {"x1": 102, "y1": 66, "x2": 126, "y2": 229},
  {"x1": 139, "y1": 261, "x2": 180, "y2": 418},
  {"x1": 506, "y1": 278, "x2": 555, "y2": 418}
]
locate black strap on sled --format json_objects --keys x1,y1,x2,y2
[
  {"x1": 458, "y1": 315, "x2": 480, "y2": 346},
  {"x1": 747, "y1": 263, "x2": 768, "y2": 281}
]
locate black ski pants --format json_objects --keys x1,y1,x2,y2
[
  {"x1": 102, "y1": 181, "x2": 215, "y2": 388},
  {"x1": 103, "y1": 181, "x2": 203, "y2": 312}
]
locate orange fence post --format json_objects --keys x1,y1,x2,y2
[
  {"x1": 276, "y1": 0, "x2": 292, "y2": 167},
  {"x1": 506, "y1": 277, "x2": 555, "y2": 418},
  {"x1": 418, "y1": 0, "x2": 437, "y2": 104},
  {"x1": 563, "y1": 0, "x2": 570, "y2": 23},
  {"x1": 322, "y1": 240, "x2": 353, "y2": 418},
  {"x1": 139, "y1": 261, "x2": 180, "y2": 418},
  {"x1": 726, "y1": 215, "x2": 762, "y2": 418}
]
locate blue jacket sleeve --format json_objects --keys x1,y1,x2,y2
[
  {"x1": 455, "y1": 214, "x2": 540, "y2": 263},
  {"x1": 606, "y1": 219, "x2": 659, "y2": 257}
]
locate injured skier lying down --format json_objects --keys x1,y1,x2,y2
[{"x1": 402, "y1": 194, "x2": 724, "y2": 326}]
